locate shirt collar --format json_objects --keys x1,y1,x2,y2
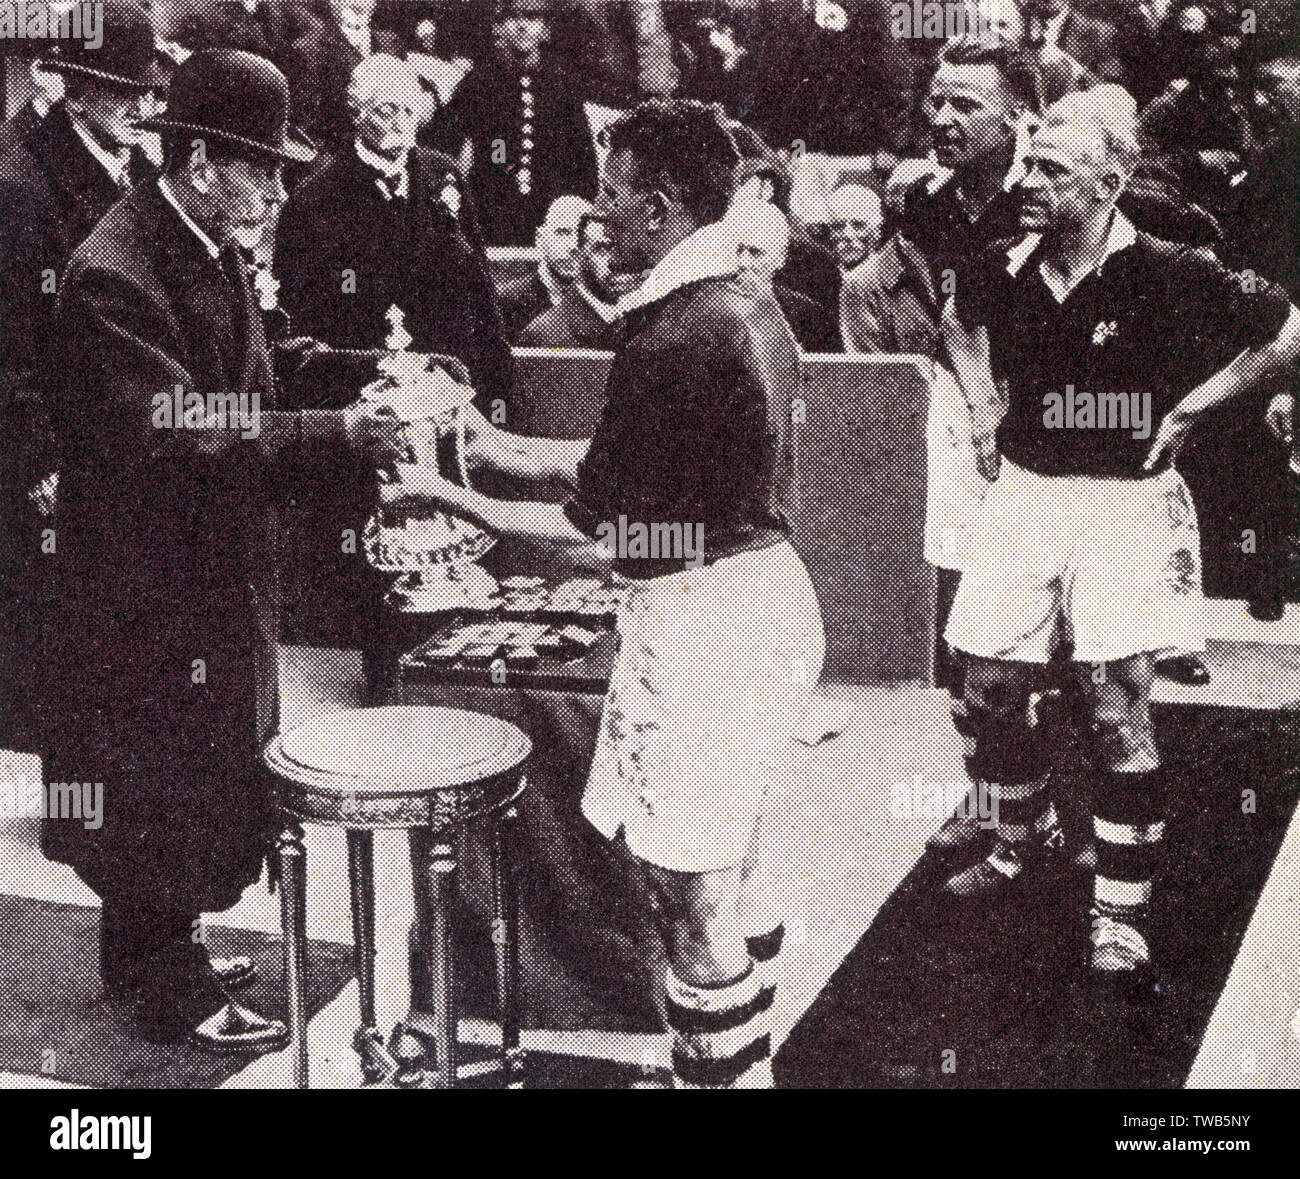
[
  {"x1": 69, "y1": 115, "x2": 131, "y2": 189},
  {"x1": 355, "y1": 138, "x2": 410, "y2": 198},
  {"x1": 616, "y1": 221, "x2": 741, "y2": 315},
  {"x1": 1006, "y1": 211, "x2": 1137, "y2": 303},
  {"x1": 158, "y1": 175, "x2": 222, "y2": 260}
]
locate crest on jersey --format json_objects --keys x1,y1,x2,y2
[{"x1": 1092, "y1": 320, "x2": 1119, "y2": 346}]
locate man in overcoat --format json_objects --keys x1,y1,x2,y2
[
  {"x1": 0, "y1": 1, "x2": 169, "y2": 755},
  {"x1": 39, "y1": 49, "x2": 403, "y2": 1049}
]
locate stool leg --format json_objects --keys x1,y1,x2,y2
[
  {"x1": 346, "y1": 829, "x2": 378, "y2": 1036},
  {"x1": 412, "y1": 828, "x2": 458, "y2": 1088},
  {"x1": 277, "y1": 827, "x2": 309, "y2": 1090},
  {"x1": 490, "y1": 802, "x2": 524, "y2": 1086}
]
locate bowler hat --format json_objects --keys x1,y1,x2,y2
[
  {"x1": 39, "y1": 0, "x2": 170, "y2": 93},
  {"x1": 136, "y1": 50, "x2": 316, "y2": 164}
]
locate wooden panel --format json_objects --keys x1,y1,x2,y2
[{"x1": 794, "y1": 355, "x2": 934, "y2": 684}]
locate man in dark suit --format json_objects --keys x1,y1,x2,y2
[
  {"x1": 0, "y1": 1, "x2": 169, "y2": 756},
  {"x1": 434, "y1": 0, "x2": 598, "y2": 245},
  {"x1": 277, "y1": 52, "x2": 512, "y2": 401},
  {"x1": 285, "y1": 0, "x2": 404, "y2": 149},
  {"x1": 275, "y1": 51, "x2": 511, "y2": 667},
  {"x1": 39, "y1": 49, "x2": 404, "y2": 1049}
]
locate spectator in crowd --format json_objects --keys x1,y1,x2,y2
[
  {"x1": 285, "y1": 0, "x2": 405, "y2": 149},
  {"x1": 398, "y1": 1, "x2": 484, "y2": 110},
  {"x1": 277, "y1": 52, "x2": 511, "y2": 398},
  {"x1": 0, "y1": 49, "x2": 67, "y2": 153},
  {"x1": 1137, "y1": 3, "x2": 1258, "y2": 226},
  {"x1": 433, "y1": 0, "x2": 599, "y2": 246},
  {"x1": 825, "y1": 182, "x2": 884, "y2": 274},
  {"x1": 554, "y1": 0, "x2": 682, "y2": 108},
  {"x1": 962, "y1": 0, "x2": 1094, "y2": 104},
  {"x1": 729, "y1": 121, "x2": 843, "y2": 319},
  {"x1": 168, "y1": 0, "x2": 321, "y2": 70},
  {"x1": 517, "y1": 211, "x2": 622, "y2": 347},
  {"x1": 1020, "y1": 0, "x2": 1129, "y2": 85},
  {"x1": 497, "y1": 193, "x2": 594, "y2": 338},
  {"x1": 682, "y1": 0, "x2": 921, "y2": 156},
  {"x1": 0, "y1": 1, "x2": 170, "y2": 756},
  {"x1": 729, "y1": 200, "x2": 842, "y2": 352}
]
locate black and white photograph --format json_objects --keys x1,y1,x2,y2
[{"x1": 0, "y1": 0, "x2": 1297, "y2": 1142}]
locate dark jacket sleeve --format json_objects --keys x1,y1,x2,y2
[
  {"x1": 0, "y1": 172, "x2": 59, "y2": 488},
  {"x1": 441, "y1": 233, "x2": 515, "y2": 415},
  {"x1": 53, "y1": 264, "x2": 355, "y2": 487}
]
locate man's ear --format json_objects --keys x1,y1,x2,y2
[{"x1": 186, "y1": 157, "x2": 214, "y2": 196}]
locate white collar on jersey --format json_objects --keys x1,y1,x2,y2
[
  {"x1": 1005, "y1": 209, "x2": 1137, "y2": 303},
  {"x1": 616, "y1": 220, "x2": 741, "y2": 315}
]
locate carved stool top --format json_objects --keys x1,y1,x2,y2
[{"x1": 264, "y1": 706, "x2": 532, "y2": 829}]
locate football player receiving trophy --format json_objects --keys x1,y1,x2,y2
[{"x1": 382, "y1": 100, "x2": 826, "y2": 1089}]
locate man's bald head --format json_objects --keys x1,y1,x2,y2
[
  {"x1": 728, "y1": 201, "x2": 791, "y2": 282},
  {"x1": 348, "y1": 54, "x2": 432, "y2": 157},
  {"x1": 538, "y1": 195, "x2": 595, "y2": 281},
  {"x1": 827, "y1": 183, "x2": 883, "y2": 271}
]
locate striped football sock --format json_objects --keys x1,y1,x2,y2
[
  {"x1": 1091, "y1": 769, "x2": 1167, "y2": 971},
  {"x1": 667, "y1": 962, "x2": 777, "y2": 1090}
]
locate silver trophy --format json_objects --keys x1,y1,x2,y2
[{"x1": 362, "y1": 306, "x2": 498, "y2": 612}]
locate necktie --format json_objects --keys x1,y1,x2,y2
[{"x1": 373, "y1": 168, "x2": 405, "y2": 202}]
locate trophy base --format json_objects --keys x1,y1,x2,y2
[{"x1": 386, "y1": 565, "x2": 500, "y2": 614}]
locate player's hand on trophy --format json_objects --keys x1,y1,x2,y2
[
  {"x1": 378, "y1": 461, "x2": 463, "y2": 511},
  {"x1": 1264, "y1": 392, "x2": 1295, "y2": 448},
  {"x1": 1143, "y1": 409, "x2": 1196, "y2": 472},
  {"x1": 342, "y1": 400, "x2": 409, "y2": 466}
]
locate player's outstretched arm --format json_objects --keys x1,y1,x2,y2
[
  {"x1": 462, "y1": 402, "x2": 590, "y2": 491},
  {"x1": 380, "y1": 464, "x2": 612, "y2": 571}
]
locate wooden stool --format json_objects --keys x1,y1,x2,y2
[{"x1": 263, "y1": 705, "x2": 532, "y2": 1089}]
